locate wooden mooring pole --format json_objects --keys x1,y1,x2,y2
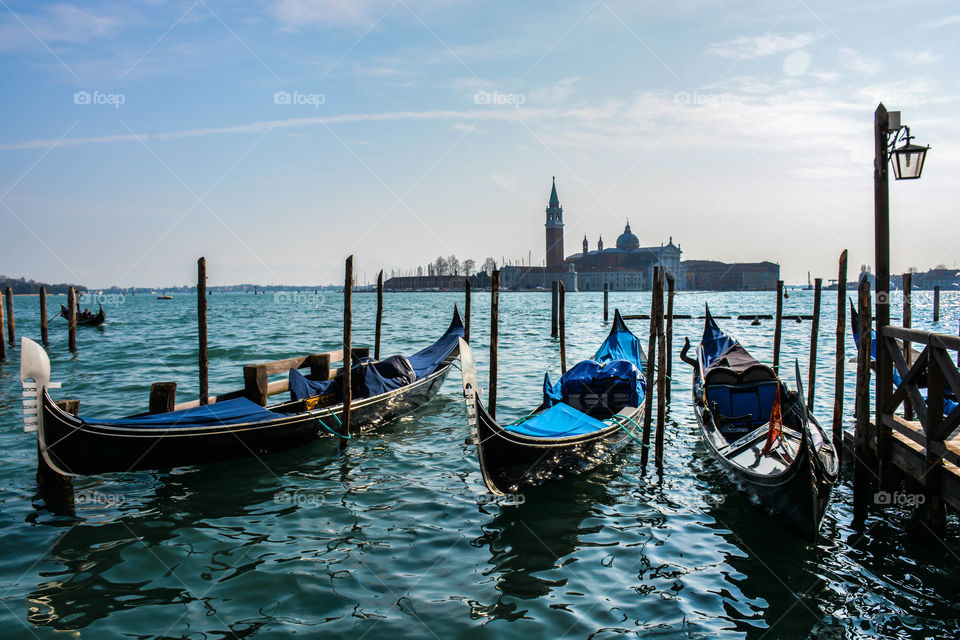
[
  {"x1": 67, "y1": 287, "x2": 77, "y2": 352},
  {"x1": 832, "y1": 251, "x2": 847, "y2": 463},
  {"x1": 559, "y1": 280, "x2": 567, "y2": 374},
  {"x1": 665, "y1": 273, "x2": 675, "y2": 404},
  {"x1": 807, "y1": 278, "x2": 822, "y2": 408},
  {"x1": 551, "y1": 280, "x2": 559, "y2": 337},
  {"x1": 853, "y1": 277, "x2": 873, "y2": 521},
  {"x1": 903, "y1": 272, "x2": 913, "y2": 421},
  {"x1": 39, "y1": 286, "x2": 48, "y2": 344},
  {"x1": 375, "y1": 270, "x2": 383, "y2": 361},
  {"x1": 641, "y1": 267, "x2": 660, "y2": 469},
  {"x1": 150, "y1": 382, "x2": 177, "y2": 414},
  {"x1": 464, "y1": 278, "x2": 471, "y2": 343},
  {"x1": 603, "y1": 283, "x2": 609, "y2": 323},
  {"x1": 489, "y1": 270, "x2": 500, "y2": 419},
  {"x1": 5, "y1": 286, "x2": 14, "y2": 345},
  {"x1": 655, "y1": 270, "x2": 666, "y2": 468},
  {"x1": 343, "y1": 256, "x2": 354, "y2": 435},
  {"x1": 0, "y1": 293, "x2": 5, "y2": 361},
  {"x1": 933, "y1": 285, "x2": 941, "y2": 322},
  {"x1": 197, "y1": 258, "x2": 209, "y2": 405},
  {"x1": 773, "y1": 280, "x2": 784, "y2": 373}
]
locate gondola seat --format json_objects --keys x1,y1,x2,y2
[{"x1": 705, "y1": 380, "x2": 779, "y2": 440}]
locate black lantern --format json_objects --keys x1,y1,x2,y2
[
  {"x1": 890, "y1": 140, "x2": 929, "y2": 180},
  {"x1": 887, "y1": 122, "x2": 930, "y2": 180}
]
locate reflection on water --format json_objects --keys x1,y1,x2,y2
[{"x1": 0, "y1": 290, "x2": 958, "y2": 638}]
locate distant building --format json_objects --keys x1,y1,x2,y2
[
  {"x1": 915, "y1": 268, "x2": 960, "y2": 290},
  {"x1": 501, "y1": 178, "x2": 681, "y2": 291},
  {"x1": 683, "y1": 260, "x2": 779, "y2": 291},
  {"x1": 383, "y1": 274, "x2": 489, "y2": 290}
]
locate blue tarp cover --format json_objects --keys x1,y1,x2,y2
[
  {"x1": 82, "y1": 397, "x2": 281, "y2": 429},
  {"x1": 539, "y1": 312, "x2": 646, "y2": 413},
  {"x1": 505, "y1": 402, "x2": 610, "y2": 438},
  {"x1": 701, "y1": 307, "x2": 736, "y2": 368},
  {"x1": 288, "y1": 311, "x2": 463, "y2": 402},
  {"x1": 289, "y1": 356, "x2": 416, "y2": 401}
]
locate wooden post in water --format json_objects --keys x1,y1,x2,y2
[
  {"x1": 4, "y1": 286, "x2": 14, "y2": 345},
  {"x1": 39, "y1": 286, "x2": 48, "y2": 344},
  {"x1": 197, "y1": 258, "x2": 209, "y2": 406},
  {"x1": 150, "y1": 382, "x2": 177, "y2": 414},
  {"x1": 873, "y1": 103, "x2": 893, "y2": 490},
  {"x1": 933, "y1": 285, "x2": 940, "y2": 322},
  {"x1": 807, "y1": 278, "x2": 822, "y2": 409},
  {"x1": 343, "y1": 255, "x2": 354, "y2": 435},
  {"x1": 464, "y1": 279, "x2": 471, "y2": 343},
  {"x1": 832, "y1": 251, "x2": 847, "y2": 463},
  {"x1": 375, "y1": 270, "x2": 383, "y2": 361},
  {"x1": 603, "y1": 283, "x2": 609, "y2": 323},
  {"x1": 559, "y1": 280, "x2": 567, "y2": 373},
  {"x1": 0, "y1": 293, "x2": 5, "y2": 361},
  {"x1": 67, "y1": 287, "x2": 77, "y2": 352},
  {"x1": 922, "y1": 347, "x2": 946, "y2": 533},
  {"x1": 655, "y1": 270, "x2": 667, "y2": 467},
  {"x1": 489, "y1": 270, "x2": 500, "y2": 419},
  {"x1": 641, "y1": 267, "x2": 660, "y2": 469},
  {"x1": 665, "y1": 274, "x2": 675, "y2": 403},
  {"x1": 550, "y1": 280, "x2": 559, "y2": 337},
  {"x1": 773, "y1": 280, "x2": 784, "y2": 373},
  {"x1": 903, "y1": 272, "x2": 913, "y2": 421},
  {"x1": 853, "y1": 278, "x2": 873, "y2": 520}
]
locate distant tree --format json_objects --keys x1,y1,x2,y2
[
  {"x1": 482, "y1": 257, "x2": 497, "y2": 275},
  {"x1": 449, "y1": 255, "x2": 460, "y2": 276},
  {"x1": 463, "y1": 259, "x2": 476, "y2": 277},
  {"x1": 417, "y1": 266, "x2": 423, "y2": 277}
]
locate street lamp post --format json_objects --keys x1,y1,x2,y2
[{"x1": 873, "y1": 102, "x2": 930, "y2": 485}]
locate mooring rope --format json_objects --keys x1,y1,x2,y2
[
  {"x1": 318, "y1": 410, "x2": 350, "y2": 440},
  {"x1": 605, "y1": 413, "x2": 649, "y2": 448}
]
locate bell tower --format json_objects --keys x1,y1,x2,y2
[{"x1": 545, "y1": 177, "x2": 564, "y2": 270}]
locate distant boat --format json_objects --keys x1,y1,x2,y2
[
  {"x1": 59, "y1": 304, "x2": 105, "y2": 327},
  {"x1": 157, "y1": 294, "x2": 173, "y2": 300}
]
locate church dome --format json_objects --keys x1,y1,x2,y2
[{"x1": 615, "y1": 222, "x2": 639, "y2": 250}]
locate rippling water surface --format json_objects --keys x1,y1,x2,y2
[{"x1": 1, "y1": 288, "x2": 959, "y2": 639}]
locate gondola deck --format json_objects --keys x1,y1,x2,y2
[
  {"x1": 22, "y1": 308, "x2": 463, "y2": 476},
  {"x1": 687, "y1": 306, "x2": 839, "y2": 541},
  {"x1": 460, "y1": 310, "x2": 646, "y2": 496}
]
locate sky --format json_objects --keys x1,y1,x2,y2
[{"x1": 0, "y1": 0, "x2": 958, "y2": 288}]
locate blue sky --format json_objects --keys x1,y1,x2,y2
[{"x1": 1, "y1": 0, "x2": 958, "y2": 287}]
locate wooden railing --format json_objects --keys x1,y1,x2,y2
[
  {"x1": 880, "y1": 326, "x2": 960, "y2": 466},
  {"x1": 158, "y1": 347, "x2": 371, "y2": 411}
]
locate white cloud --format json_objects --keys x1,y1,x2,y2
[
  {"x1": 922, "y1": 14, "x2": 960, "y2": 29},
  {"x1": 527, "y1": 77, "x2": 582, "y2": 104},
  {"x1": 898, "y1": 50, "x2": 942, "y2": 66},
  {"x1": 706, "y1": 32, "x2": 823, "y2": 60},
  {"x1": 840, "y1": 47, "x2": 883, "y2": 76},
  {"x1": 490, "y1": 172, "x2": 518, "y2": 194},
  {"x1": 0, "y1": 3, "x2": 120, "y2": 51}
]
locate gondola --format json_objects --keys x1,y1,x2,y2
[
  {"x1": 681, "y1": 306, "x2": 838, "y2": 541},
  {"x1": 459, "y1": 309, "x2": 646, "y2": 496},
  {"x1": 20, "y1": 308, "x2": 464, "y2": 476},
  {"x1": 59, "y1": 303, "x2": 105, "y2": 327}
]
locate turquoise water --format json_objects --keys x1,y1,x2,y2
[{"x1": 1, "y1": 288, "x2": 959, "y2": 639}]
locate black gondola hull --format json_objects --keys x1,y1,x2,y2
[
  {"x1": 39, "y1": 365, "x2": 451, "y2": 476},
  {"x1": 472, "y1": 395, "x2": 642, "y2": 496},
  {"x1": 694, "y1": 401, "x2": 833, "y2": 541}
]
